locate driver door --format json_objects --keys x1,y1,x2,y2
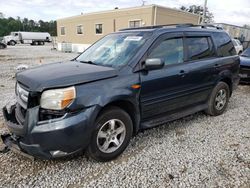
[{"x1": 140, "y1": 32, "x2": 189, "y2": 121}]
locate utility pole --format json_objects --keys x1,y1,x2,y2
[
  {"x1": 141, "y1": 0, "x2": 146, "y2": 6},
  {"x1": 202, "y1": 0, "x2": 208, "y2": 24}
]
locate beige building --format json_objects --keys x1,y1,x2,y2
[{"x1": 57, "y1": 5, "x2": 200, "y2": 52}]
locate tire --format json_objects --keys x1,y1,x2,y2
[
  {"x1": 9, "y1": 40, "x2": 16, "y2": 46},
  {"x1": 41, "y1": 41, "x2": 45, "y2": 45},
  {"x1": 87, "y1": 106, "x2": 133, "y2": 162},
  {"x1": 205, "y1": 82, "x2": 230, "y2": 116},
  {"x1": 0, "y1": 44, "x2": 4, "y2": 49}
]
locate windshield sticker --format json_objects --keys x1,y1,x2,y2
[{"x1": 124, "y1": 36, "x2": 143, "y2": 41}]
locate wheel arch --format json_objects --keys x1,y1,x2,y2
[
  {"x1": 219, "y1": 77, "x2": 232, "y2": 96},
  {"x1": 97, "y1": 99, "x2": 140, "y2": 135}
]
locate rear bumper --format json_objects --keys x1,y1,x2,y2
[{"x1": 2, "y1": 104, "x2": 99, "y2": 159}]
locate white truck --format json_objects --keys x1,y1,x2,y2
[{"x1": 3, "y1": 32, "x2": 52, "y2": 46}]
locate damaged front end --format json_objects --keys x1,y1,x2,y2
[
  {"x1": 1, "y1": 82, "x2": 97, "y2": 160},
  {"x1": 1, "y1": 102, "x2": 50, "y2": 160}
]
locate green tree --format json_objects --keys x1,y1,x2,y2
[
  {"x1": 0, "y1": 16, "x2": 57, "y2": 37},
  {"x1": 180, "y1": 5, "x2": 214, "y2": 24}
]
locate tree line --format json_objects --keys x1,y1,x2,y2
[{"x1": 0, "y1": 16, "x2": 57, "y2": 37}]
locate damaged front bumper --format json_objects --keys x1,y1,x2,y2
[
  {"x1": 1, "y1": 104, "x2": 98, "y2": 160},
  {"x1": 0, "y1": 134, "x2": 35, "y2": 160}
]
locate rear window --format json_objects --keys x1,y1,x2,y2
[
  {"x1": 213, "y1": 32, "x2": 236, "y2": 57},
  {"x1": 186, "y1": 37, "x2": 215, "y2": 61}
]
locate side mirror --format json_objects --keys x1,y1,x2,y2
[{"x1": 143, "y1": 58, "x2": 164, "y2": 70}]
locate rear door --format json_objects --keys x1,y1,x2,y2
[{"x1": 181, "y1": 32, "x2": 218, "y2": 105}]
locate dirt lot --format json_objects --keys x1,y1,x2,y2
[{"x1": 0, "y1": 45, "x2": 249, "y2": 187}]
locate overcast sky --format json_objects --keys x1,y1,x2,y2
[{"x1": 0, "y1": 0, "x2": 249, "y2": 26}]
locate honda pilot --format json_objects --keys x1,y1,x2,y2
[{"x1": 1, "y1": 24, "x2": 240, "y2": 161}]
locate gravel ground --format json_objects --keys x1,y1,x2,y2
[{"x1": 0, "y1": 45, "x2": 249, "y2": 187}]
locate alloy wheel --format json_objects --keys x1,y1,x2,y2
[
  {"x1": 215, "y1": 89, "x2": 227, "y2": 111},
  {"x1": 97, "y1": 119, "x2": 126, "y2": 153}
]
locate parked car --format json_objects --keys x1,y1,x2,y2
[
  {"x1": 1, "y1": 24, "x2": 240, "y2": 161},
  {"x1": 232, "y1": 39, "x2": 243, "y2": 55},
  {"x1": 0, "y1": 42, "x2": 7, "y2": 49},
  {"x1": 239, "y1": 48, "x2": 250, "y2": 83}
]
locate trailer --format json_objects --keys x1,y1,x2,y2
[{"x1": 3, "y1": 32, "x2": 52, "y2": 46}]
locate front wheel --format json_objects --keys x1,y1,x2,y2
[
  {"x1": 205, "y1": 82, "x2": 230, "y2": 116},
  {"x1": 87, "y1": 106, "x2": 133, "y2": 162},
  {"x1": 9, "y1": 40, "x2": 16, "y2": 46}
]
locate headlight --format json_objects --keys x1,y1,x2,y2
[{"x1": 40, "y1": 86, "x2": 76, "y2": 110}]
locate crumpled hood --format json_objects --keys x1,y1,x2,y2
[
  {"x1": 17, "y1": 61, "x2": 118, "y2": 92},
  {"x1": 240, "y1": 56, "x2": 250, "y2": 67}
]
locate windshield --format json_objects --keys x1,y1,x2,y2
[
  {"x1": 241, "y1": 48, "x2": 250, "y2": 57},
  {"x1": 76, "y1": 32, "x2": 150, "y2": 68}
]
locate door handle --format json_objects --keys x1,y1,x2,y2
[
  {"x1": 214, "y1": 64, "x2": 219, "y2": 68},
  {"x1": 178, "y1": 70, "x2": 187, "y2": 77}
]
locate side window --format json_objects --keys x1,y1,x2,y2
[
  {"x1": 232, "y1": 40, "x2": 237, "y2": 46},
  {"x1": 186, "y1": 37, "x2": 215, "y2": 61},
  {"x1": 213, "y1": 33, "x2": 236, "y2": 57},
  {"x1": 148, "y1": 38, "x2": 184, "y2": 65}
]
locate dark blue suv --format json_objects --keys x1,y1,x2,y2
[{"x1": 1, "y1": 24, "x2": 240, "y2": 161}]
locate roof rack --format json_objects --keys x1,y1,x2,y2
[
  {"x1": 120, "y1": 23, "x2": 223, "y2": 31},
  {"x1": 192, "y1": 24, "x2": 223, "y2": 30}
]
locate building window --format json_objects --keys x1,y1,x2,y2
[
  {"x1": 129, "y1": 20, "x2": 141, "y2": 28},
  {"x1": 77, "y1": 25, "x2": 83, "y2": 34},
  {"x1": 61, "y1": 27, "x2": 65, "y2": 35},
  {"x1": 96, "y1": 24, "x2": 103, "y2": 34}
]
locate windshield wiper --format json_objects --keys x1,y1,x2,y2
[
  {"x1": 78, "y1": 60, "x2": 96, "y2": 65},
  {"x1": 241, "y1": 55, "x2": 249, "y2": 57}
]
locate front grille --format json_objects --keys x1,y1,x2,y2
[
  {"x1": 16, "y1": 83, "x2": 29, "y2": 109},
  {"x1": 15, "y1": 83, "x2": 29, "y2": 125}
]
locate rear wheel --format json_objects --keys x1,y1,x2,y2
[
  {"x1": 205, "y1": 82, "x2": 230, "y2": 116},
  {"x1": 87, "y1": 106, "x2": 133, "y2": 162}
]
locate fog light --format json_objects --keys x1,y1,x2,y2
[{"x1": 50, "y1": 150, "x2": 68, "y2": 157}]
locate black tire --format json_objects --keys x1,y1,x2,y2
[
  {"x1": 87, "y1": 106, "x2": 133, "y2": 162},
  {"x1": 0, "y1": 44, "x2": 4, "y2": 49},
  {"x1": 41, "y1": 41, "x2": 45, "y2": 45},
  {"x1": 205, "y1": 82, "x2": 230, "y2": 116},
  {"x1": 9, "y1": 40, "x2": 16, "y2": 46}
]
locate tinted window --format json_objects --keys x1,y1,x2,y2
[
  {"x1": 149, "y1": 38, "x2": 184, "y2": 65},
  {"x1": 241, "y1": 48, "x2": 250, "y2": 57},
  {"x1": 186, "y1": 37, "x2": 215, "y2": 61},
  {"x1": 213, "y1": 33, "x2": 236, "y2": 57}
]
